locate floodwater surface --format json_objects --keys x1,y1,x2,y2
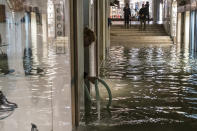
[{"x1": 83, "y1": 45, "x2": 197, "y2": 130}]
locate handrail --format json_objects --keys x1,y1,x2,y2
[
  {"x1": 84, "y1": 83, "x2": 91, "y2": 102},
  {"x1": 97, "y1": 78, "x2": 112, "y2": 109},
  {"x1": 84, "y1": 78, "x2": 112, "y2": 109},
  {"x1": 95, "y1": 79, "x2": 100, "y2": 102}
]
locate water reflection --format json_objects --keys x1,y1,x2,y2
[
  {"x1": 0, "y1": 7, "x2": 71, "y2": 131},
  {"x1": 86, "y1": 45, "x2": 197, "y2": 129}
]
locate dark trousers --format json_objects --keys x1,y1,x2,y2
[
  {"x1": 147, "y1": 12, "x2": 150, "y2": 23},
  {"x1": 140, "y1": 19, "x2": 146, "y2": 30},
  {"x1": 124, "y1": 17, "x2": 130, "y2": 28}
]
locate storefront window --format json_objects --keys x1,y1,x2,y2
[
  {"x1": 0, "y1": 0, "x2": 72, "y2": 131},
  {"x1": 130, "y1": 0, "x2": 153, "y2": 19},
  {"x1": 110, "y1": 0, "x2": 153, "y2": 19},
  {"x1": 110, "y1": 0, "x2": 124, "y2": 19}
]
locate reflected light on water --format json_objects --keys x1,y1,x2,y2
[
  {"x1": 31, "y1": 12, "x2": 39, "y2": 65},
  {"x1": 88, "y1": 45, "x2": 197, "y2": 128}
]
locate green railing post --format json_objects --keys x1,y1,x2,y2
[
  {"x1": 84, "y1": 78, "x2": 112, "y2": 110},
  {"x1": 84, "y1": 83, "x2": 92, "y2": 102},
  {"x1": 97, "y1": 79, "x2": 112, "y2": 109}
]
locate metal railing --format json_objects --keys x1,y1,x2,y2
[{"x1": 84, "y1": 78, "x2": 112, "y2": 109}]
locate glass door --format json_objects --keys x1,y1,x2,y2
[{"x1": 0, "y1": 0, "x2": 72, "y2": 131}]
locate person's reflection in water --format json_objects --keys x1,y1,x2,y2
[
  {"x1": 0, "y1": 53, "x2": 9, "y2": 75},
  {"x1": 0, "y1": 34, "x2": 15, "y2": 75},
  {"x1": 23, "y1": 48, "x2": 44, "y2": 76},
  {"x1": 23, "y1": 48, "x2": 33, "y2": 75}
]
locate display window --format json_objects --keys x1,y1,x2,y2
[
  {"x1": 110, "y1": 0, "x2": 152, "y2": 20},
  {"x1": 0, "y1": 0, "x2": 72, "y2": 131}
]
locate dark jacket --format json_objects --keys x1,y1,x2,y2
[
  {"x1": 123, "y1": 7, "x2": 131, "y2": 19},
  {"x1": 145, "y1": 3, "x2": 149, "y2": 16},
  {"x1": 139, "y1": 7, "x2": 146, "y2": 20},
  {"x1": 145, "y1": 3, "x2": 149, "y2": 12}
]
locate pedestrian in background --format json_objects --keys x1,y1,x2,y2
[
  {"x1": 145, "y1": 1, "x2": 150, "y2": 23},
  {"x1": 139, "y1": 4, "x2": 147, "y2": 30},
  {"x1": 123, "y1": 3, "x2": 131, "y2": 28}
]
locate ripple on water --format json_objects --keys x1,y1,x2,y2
[{"x1": 94, "y1": 45, "x2": 197, "y2": 127}]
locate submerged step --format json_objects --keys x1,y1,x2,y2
[
  {"x1": 111, "y1": 41, "x2": 173, "y2": 44},
  {"x1": 111, "y1": 28, "x2": 166, "y2": 30},
  {"x1": 111, "y1": 36, "x2": 172, "y2": 40},
  {"x1": 111, "y1": 34, "x2": 168, "y2": 36},
  {"x1": 110, "y1": 24, "x2": 173, "y2": 45},
  {"x1": 111, "y1": 33, "x2": 167, "y2": 35}
]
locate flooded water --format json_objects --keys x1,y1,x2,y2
[
  {"x1": 0, "y1": 11, "x2": 72, "y2": 131},
  {"x1": 83, "y1": 45, "x2": 197, "y2": 130}
]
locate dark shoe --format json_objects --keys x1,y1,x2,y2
[
  {"x1": 31, "y1": 123, "x2": 39, "y2": 131},
  {"x1": 0, "y1": 91, "x2": 18, "y2": 108},
  {"x1": 2, "y1": 96, "x2": 18, "y2": 108},
  {"x1": 0, "y1": 103, "x2": 14, "y2": 112}
]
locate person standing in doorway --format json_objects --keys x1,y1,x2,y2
[
  {"x1": 123, "y1": 3, "x2": 131, "y2": 28},
  {"x1": 145, "y1": 1, "x2": 150, "y2": 23},
  {"x1": 139, "y1": 4, "x2": 146, "y2": 30}
]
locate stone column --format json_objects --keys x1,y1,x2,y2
[
  {"x1": 99, "y1": 0, "x2": 106, "y2": 61},
  {"x1": 153, "y1": 0, "x2": 160, "y2": 23},
  {"x1": 105, "y1": 0, "x2": 110, "y2": 52},
  {"x1": 70, "y1": 0, "x2": 84, "y2": 127},
  {"x1": 83, "y1": 0, "x2": 90, "y2": 76},
  {"x1": 41, "y1": 13, "x2": 48, "y2": 58}
]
